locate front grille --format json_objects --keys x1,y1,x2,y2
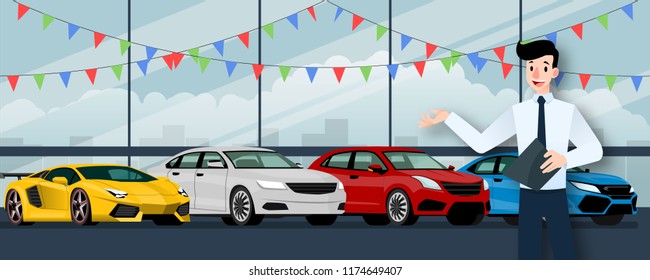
[
  {"x1": 441, "y1": 183, "x2": 481, "y2": 196},
  {"x1": 177, "y1": 203, "x2": 190, "y2": 216},
  {"x1": 26, "y1": 186, "x2": 42, "y2": 207},
  {"x1": 286, "y1": 183, "x2": 337, "y2": 195},
  {"x1": 110, "y1": 204, "x2": 139, "y2": 218},
  {"x1": 606, "y1": 204, "x2": 634, "y2": 215},
  {"x1": 578, "y1": 195, "x2": 610, "y2": 213},
  {"x1": 596, "y1": 185, "x2": 633, "y2": 199}
]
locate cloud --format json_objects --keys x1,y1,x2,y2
[{"x1": 0, "y1": 99, "x2": 46, "y2": 132}]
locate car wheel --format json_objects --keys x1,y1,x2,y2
[
  {"x1": 446, "y1": 209, "x2": 484, "y2": 226},
  {"x1": 152, "y1": 216, "x2": 183, "y2": 226},
  {"x1": 503, "y1": 216, "x2": 519, "y2": 226},
  {"x1": 70, "y1": 189, "x2": 97, "y2": 226},
  {"x1": 221, "y1": 216, "x2": 237, "y2": 226},
  {"x1": 591, "y1": 214, "x2": 624, "y2": 226},
  {"x1": 386, "y1": 189, "x2": 415, "y2": 226},
  {"x1": 305, "y1": 215, "x2": 337, "y2": 226},
  {"x1": 362, "y1": 214, "x2": 390, "y2": 226},
  {"x1": 230, "y1": 187, "x2": 264, "y2": 226},
  {"x1": 5, "y1": 189, "x2": 33, "y2": 226}
]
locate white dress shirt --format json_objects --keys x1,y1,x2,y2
[{"x1": 444, "y1": 92, "x2": 603, "y2": 190}]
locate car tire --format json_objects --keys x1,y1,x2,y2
[
  {"x1": 305, "y1": 215, "x2": 337, "y2": 226},
  {"x1": 446, "y1": 209, "x2": 484, "y2": 226},
  {"x1": 5, "y1": 189, "x2": 33, "y2": 226},
  {"x1": 591, "y1": 214, "x2": 624, "y2": 226},
  {"x1": 230, "y1": 187, "x2": 264, "y2": 226},
  {"x1": 221, "y1": 216, "x2": 237, "y2": 226},
  {"x1": 503, "y1": 216, "x2": 519, "y2": 226},
  {"x1": 152, "y1": 216, "x2": 183, "y2": 226},
  {"x1": 386, "y1": 189, "x2": 416, "y2": 226},
  {"x1": 362, "y1": 214, "x2": 390, "y2": 226},
  {"x1": 70, "y1": 189, "x2": 97, "y2": 226}
]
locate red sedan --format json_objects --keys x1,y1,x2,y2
[{"x1": 310, "y1": 147, "x2": 490, "y2": 226}]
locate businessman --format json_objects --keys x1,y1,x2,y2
[{"x1": 418, "y1": 40, "x2": 603, "y2": 259}]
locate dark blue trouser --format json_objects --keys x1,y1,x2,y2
[{"x1": 518, "y1": 188, "x2": 577, "y2": 260}]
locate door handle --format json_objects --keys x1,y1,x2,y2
[
  {"x1": 350, "y1": 175, "x2": 359, "y2": 179},
  {"x1": 196, "y1": 173, "x2": 204, "y2": 177},
  {"x1": 172, "y1": 172, "x2": 180, "y2": 176},
  {"x1": 493, "y1": 178, "x2": 503, "y2": 182}
]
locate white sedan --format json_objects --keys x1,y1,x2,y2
[{"x1": 148, "y1": 147, "x2": 346, "y2": 226}]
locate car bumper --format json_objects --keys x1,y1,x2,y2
[
  {"x1": 570, "y1": 192, "x2": 638, "y2": 216},
  {"x1": 411, "y1": 188, "x2": 490, "y2": 216},
  {"x1": 91, "y1": 195, "x2": 191, "y2": 223},
  {"x1": 251, "y1": 188, "x2": 346, "y2": 215}
]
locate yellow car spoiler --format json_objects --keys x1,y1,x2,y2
[{"x1": 0, "y1": 173, "x2": 32, "y2": 180}]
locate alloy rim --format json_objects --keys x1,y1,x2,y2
[
  {"x1": 72, "y1": 190, "x2": 89, "y2": 223},
  {"x1": 233, "y1": 191, "x2": 251, "y2": 222},
  {"x1": 6, "y1": 190, "x2": 23, "y2": 223},
  {"x1": 388, "y1": 192, "x2": 407, "y2": 222}
]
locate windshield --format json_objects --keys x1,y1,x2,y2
[
  {"x1": 384, "y1": 152, "x2": 447, "y2": 170},
  {"x1": 567, "y1": 167, "x2": 584, "y2": 173},
  {"x1": 77, "y1": 166, "x2": 157, "y2": 182},
  {"x1": 225, "y1": 151, "x2": 299, "y2": 169}
]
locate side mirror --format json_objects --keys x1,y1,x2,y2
[
  {"x1": 367, "y1": 164, "x2": 384, "y2": 173},
  {"x1": 448, "y1": 165, "x2": 456, "y2": 171},
  {"x1": 295, "y1": 163, "x2": 303, "y2": 168},
  {"x1": 585, "y1": 168, "x2": 590, "y2": 173},
  {"x1": 157, "y1": 176, "x2": 170, "y2": 181},
  {"x1": 52, "y1": 177, "x2": 68, "y2": 186},
  {"x1": 207, "y1": 160, "x2": 225, "y2": 168}
]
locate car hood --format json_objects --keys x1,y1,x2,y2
[
  {"x1": 89, "y1": 180, "x2": 178, "y2": 196},
  {"x1": 398, "y1": 170, "x2": 482, "y2": 184},
  {"x1": 566, "y1": 172, "x2": 628, "y2": 185},
  {"x1": 232, "y1": 168, "x2": 338, "y2": 183}
]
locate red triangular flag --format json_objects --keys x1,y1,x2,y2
[
  {"x1": 425, "y1": 43, "x2": 438, "y2": 59},
  {"x1": 307, "y1": 6, "x2": 317, "y2": 21},
  {"x1": 493, "y1": 46, "x2": 506, "y2": 62},
  {"x1": 18, "y1": 3, "x2": 29, "y2": 20},
  {"x1": 352, "y1": 14, "x2": 364, "y2": 31},
  {"x1": 571, "y1": 23, "x2": 583, "y2": 40},
  {"x1": 238, "y1": 32, "x2": 250, "y2": 48},
  {"x1": 333, "y1": 67, "x2": 345, "y2": 83},
  {"x1": 162, "y1": 54, "x2": 174, "y2": 70},
  {"x1": 94, "y1": 32, "x2": 106, "y2": 48},
  {"x1": 85, "y1": 69, "x2": 97, "y2": 85},
  {"x1": 252, "y1": 64, "x2": 264, "y2": 80},
  {"x1": 413, "y1": 61, "x2": 426, "y2": 77},
  {"x1": 7, "y1": 76, "x2": 19, "y2": 91},
  {"x1": 579, "y1": 73, "x2": 591, "y2": 89},
  {"x1": 501, "y1": 63, "x2": 513, "y2": 79},
  {"x1": 171, "y1": 52, "x2": 184, "y2": 68}
]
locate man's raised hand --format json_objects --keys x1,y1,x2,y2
[{"x1": 418, "y1": 109, "x2": 449, "y2": 128}]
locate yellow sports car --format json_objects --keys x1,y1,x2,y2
[{"x1": 4, "y1": 164, "x2": 190, "y2": 226}]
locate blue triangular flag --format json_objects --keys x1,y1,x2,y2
[
  {"x1": 554, "y1": 71, "x2": 565, "y2": 87},
  {"x1": 67, "y1": 23, "x2": 80, "y2": 40},
  {"x1": 225, "y1": 61, "x2": 237, "y2": 77},
  {"x1": 137, "y1": 60, "x2": 149, "y2": 76},
  {"x1": 466, "y1": 52, "x2": 480, "y2": 68},
  {"x1": 631, "y1": 76, "x2": 643, "y2": 92},
  {"x1": 59, "y1": 72, "x2": 71, "y2": 87},
  {"x1": 545, "y1": 32, "x2": 557, "y2": 45},
  {"x1": 401, "y1": 35, "x2": 412, "y2": 51},
  {"x1": 475, "y1": 57, "x2": 488, "y2": 73},
  {"x1": 145, "y1": 46, "x2": 157, "y2": 60},
  {"x1": 387, "y1": 64, "x2": 399, "y2": 80},
  {"x1": 287, "y1": 13, "x2": 299, "y2": 30},
  {"x1": 622, "y1": 3, "x2": 634, "y2": 20},
  {"x1": 306, "y1": 67, "x2": 318, "y2": 83},
  {"x1": 334, "y1": 7, "x2": 343, "y2": 22},
  {"x1": 213, "y1": 40, "x2": 225, "y2": 56}
]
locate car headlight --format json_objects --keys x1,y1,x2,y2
[
  {"x1": 105, "y1": 188, "x2": 127, "y2": 198},
  {"x1": 483, "y1": 179, "x2": 489, "y2": 191},
  {"x1": 412, "y1": 176, "x2": 442, "y2": 190},
  {"x1": 570, "y1": 181, "x2": 600, "y2": 193},
  {"x1": 630, "y1": 186, "x2": 635, "y2": 193},
  {"x1": 178, "y1": 187, "x2": 189, "y2": 197},
  {"x1": 257, "y1": 180, "x2": 286, "y2": 190},
  {"x1": 337, "y1": 182, "x2": 344, "y2": 190}
]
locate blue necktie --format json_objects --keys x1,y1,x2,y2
[{"x1": 537, "y1": 96, "x2": 546, "y2": 147}]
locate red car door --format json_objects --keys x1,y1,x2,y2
[{"x1": 345, "y1": 151, "x2": 388, "y2": 214}]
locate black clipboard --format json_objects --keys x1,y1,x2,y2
[{"x1": 503, "y1": 139, "x2": 559, "y2": 191}]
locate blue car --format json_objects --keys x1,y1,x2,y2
[{"x1": 458, "y1": 153, "x2": 638, "y2": 226}]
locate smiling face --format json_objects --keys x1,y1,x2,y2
[{"x1": 526, "y1": 55, "x2": 559, "y2": 94}]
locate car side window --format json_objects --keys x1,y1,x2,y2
[
  {"x1": 497, "y1": 157, "x2": 517, "y2": 174},
  {"x1": 473, "y1": 158, "x2": 497, "y2": 174},
  {"x1": 353, "y1": 152, "x2": 386, "y2": 171},
  {"x1": 166, "y1": 157, "x2": 180, "y2": 168},
  {"x1": 177, "y1": 153, "x2": 201, "y2": 168},
  {"x1": 324, "y1": 152, "x2": 352, "y2": 169},
  {"x1": 44, "y1": 168, "x2": 78, "y2": 184},
  {"x1": 200, "y1": 152, "x2": 226, "y2": 168}
]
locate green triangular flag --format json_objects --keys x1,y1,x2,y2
[
  {"x1": 450, "y1": 51, "x2": 463, "y2": 66},
  {"x1": 605, "y1": 75, "x2": 617, "y2": 91},
  {"x1": 279, "y1": 66, "x2": 291, "y2": 81},
  {"x1": 520, "y1": 39, "x2": 532, "y2": 45},
  {"x1": 188, "y1": 48, "x2": 200, "y2": 63},
  {"x1": 33, "y1": 74, "x2": 45, "y2": 90},
  {"x1": 376, "y1": 25, "x2": 388, "y2": 41},
  {"x1": 43, "y1": 14, "x2": 54, "y2": 30},
  {"x1": 120, "y1": 40, "x2": 131, "y2": 56},
  {"x1": 440, "y1": 57, "x2": 453, "y2": 73},
  {"x1": 597, "y1": 14, "x2": 608, "y2": 30},
  {"x1": 360, "y1": 66, "x2": 372, "y2": 82},
  {"x1": 262, "y1": 24, "x2": 274, "y2": 39},
  {"x1": 198, "y1": 57, "x2": 210, "y2": 73},
  {"x1": 111, "y1": 64, "x2": 123, "y2": 80}
]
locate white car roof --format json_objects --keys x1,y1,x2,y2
[{"x1": 173, "y1": 146, "x2": 275, "y2": 154}]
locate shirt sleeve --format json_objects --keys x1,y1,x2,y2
[
  {"x1": 566, "y1": 106, "x2": 603, "y2": 168},
  {"x1": 444, "y1": 107, "x2": 516, "y2": 154}
]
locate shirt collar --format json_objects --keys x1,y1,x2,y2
[{"x1": 533, "y1": 92, "x2": 554, "y2": 104}]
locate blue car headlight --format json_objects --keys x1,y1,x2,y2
[
  {"x1": 630, "y1": 186, "x2": 635, "y2": 193},
  {"x1": 570, "y1": 181, "x2": 600, "y2": 193},
  {"x1": 483, "y1": 179, "x2": 489, "y2": 191},
  {"x1": 412, "y1": 176, "x2": 442, "y2": 190}
]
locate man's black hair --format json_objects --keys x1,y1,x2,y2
[{"x1": 516, "y1": 40, "x2": 559, "y2": 68}]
